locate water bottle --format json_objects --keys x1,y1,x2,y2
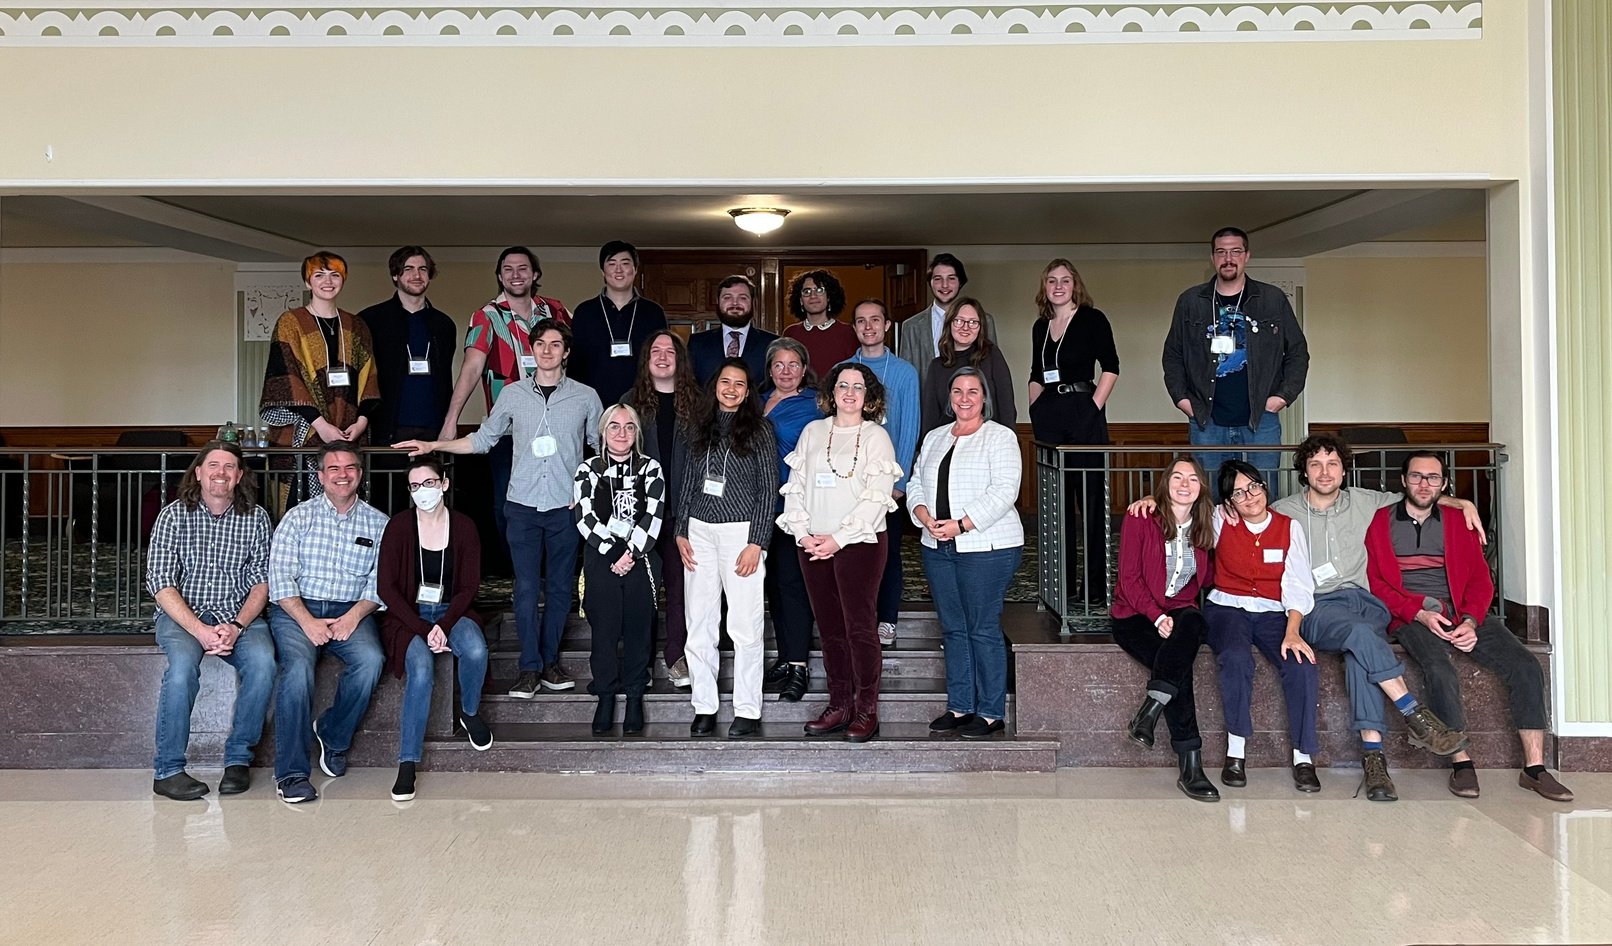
[{"x1": 218, "y1": 421, "x2": 240, "y2": 444}]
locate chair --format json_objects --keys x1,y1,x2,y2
[
  {"x1": 99, "y1": 430, "x2": 192, "y2": 543},
  {"x1": 1337, "y1": 426, "x2": 1411, "y2": 493}
]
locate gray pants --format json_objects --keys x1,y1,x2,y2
[
  {"x1": 1301, "y1": 588, "x2": 1404, "y2": 734},
  {"x1": 1392, "y1": 614, "x2": 1547, "y2": 732}
]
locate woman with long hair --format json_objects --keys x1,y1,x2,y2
[
  {"x1": 761, "y1": 337, "x2": 824, "y2": 701},
  {"x1": 1111, "y1": 456, "x2": 1218, "y2": 801},
  {"x1": 625, "y1": 329, "x2": 699, "y2": 689},
  {"x1": 920, "y1": 297, "x2": 1016, "y2": 434}
]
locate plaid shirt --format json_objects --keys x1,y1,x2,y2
[
  {"x1": 573, "y1": 453, "x2": 666, "y2": 560},
  {"x1": 268, "y1": 493, "x2": 389, "y2": 605},
  {"x1": 146, "y1": 500, "x2": 273, "y2": 624},
  {"x1": 465, "y1": 293, "x2": 573, "y2": 412}
]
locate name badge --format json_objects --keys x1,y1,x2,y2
[
  {"x1": 607, "y1": 518, "x2": 632, "y2": 538},
  {"x1": 814, "y1": 471, "x2": 838, "y2": 489},
  {"x1": 1312, "y1": 561, "x2": 1339, "y2": 583},
  {"x1": 520, "y1": 354, "x2": 537, "y2": 371},
  {"x1": 531, "y1": 435, "x2": 558, "y2": 458},
  {"x1": 610, "y1": 342, "x2": 632, "y2": 358},
  {"x1": 416, "y1": 582, "x2": 444, "y2": 604},
  {"x1": 1262, "y1": 548, "x2": 1284, "y2": 564},
  {"x1": 1210, "y1": 335, "x2": 1235, "y2": 355},
  {"x1": 1042, "y1": 369, "x2": 1061, "y2": 384},
  {"x1": 327, "y1": 367, "x2": 351, "y2": 387},
  {"x1": 703, "y1": 477, "x2": 726, "y2": 497},
  {"x1": 408, "y1": 358, "x2": 430, "y2": 375}
]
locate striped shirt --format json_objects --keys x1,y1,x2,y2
[
  {"x1": 676, "y1": 414, "x2": 779, "y2": 547},
  {"x1": 573, "y1": 453, "x2": 666, "y2": 560},
  {"x1": 268, "y1": 493, "x2": 389, "y2": 605},
  {"x1": 146, "y1": 500, "x2": 273, "y2": 624}
]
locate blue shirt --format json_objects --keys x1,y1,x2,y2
[
  {"x1": 850, "y1": 348, "x2": 920, "y2": 494},
  {"x1": 763, "y1": 389, "x2": 824, "y2": 512}
]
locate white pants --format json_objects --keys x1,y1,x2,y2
[{"x1": 684, "y1": 518, "x2": 767, "y2": 719}]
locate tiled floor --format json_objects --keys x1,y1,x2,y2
[{"x1": 4, "y1": 768, "x2": 1609, "y2": 945}]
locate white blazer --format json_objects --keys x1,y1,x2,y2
[{"x1": 906, "y1": 420, "x2": 1024, "y2": 552}]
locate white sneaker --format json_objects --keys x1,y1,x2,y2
[
  {"x1": 668, "y1": 656, "x2": 692, "y2": 688},
  {"x1": 877, "y1": 622, "x2": 897, "y2": 647}
]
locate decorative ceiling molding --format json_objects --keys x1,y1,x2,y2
[{"x1": 0, "y1": 2, "x2": 1483, "y2": 47}]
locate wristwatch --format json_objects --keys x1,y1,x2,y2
[{"x1": 227, "y1": 619, "x2": 246, "y2": 632}]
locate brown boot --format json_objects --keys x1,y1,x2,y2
[
  {"x1": 1405, "y1": 705, "x2": 1468, "y2": 756},
  {"x1": 804, "y1": 705, "x2": 852, "y2": 737}
]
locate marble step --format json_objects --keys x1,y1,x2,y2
[
  {"x1": 486, "y1": 639, "x2": 953, "y2": 682},
  {"x1": 482, "y1": 610, "x2": 948, "y2": 647}
]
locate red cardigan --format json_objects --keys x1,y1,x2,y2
[
  {"x1": 1111, "y1": 513, "x2": 1213, "y2": 624},
  {"x1": 1365, "y1": 504, "x2": 1492, "y2": 628},
  {"x1": 377, "y1": 509, "x2": 483, "y2": 679}
]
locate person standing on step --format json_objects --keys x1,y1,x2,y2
[
  {"x1": 676, "y1": 358, "x2": 779, "y2": 740},
  {"x1": 568, "y1": 240, "x2": 669, "y2": 409},
  {"x1": 396, "y1": 318, "x2": 602, "y2": 700},
  {"x1": 780, "y1": 363, "x2": 901, "y2": 743},
  {"x1": 920, "y1": 298, "x2": 1016, "y2": 435},
  {"x1": 849, "y1": 299, "x2": 921, "y2": 649},
  {"x1": 146, "y1": 441, "x2": 277, "y2": 802},
  {"x1": 898, "y1": 253, "x2": 998, "y2": 391},
  {"x1": 266, "y1": 441, "x2": 388, "y2": 805},
  {"x1": 376, "y1": 454, "x2": 493, "y2": 802},
  {"x1": 909, "y1": 367, "x2": 1024, "y2": 740},
  {"x1": 574, "y1": 403, "x2": 666, "y2": 738},
  {"x1": 625, "y1": 330, "x2": 700, "y2": 691},
  {"x1": 688, "y1": 275, "x2": 777, "y2": 385},
  {"x1": 783, "y1": 269, "x2": 858, "y2": 373},
  {"x1": 761, "y1": 337, "x2": 823, "y2": 703},
  {"x1": 1027, "y1": 259, "x2": 1120, "y2": 607},
  {"x1": 1110, "y1": 457, "x2": 1219, "y2": 802}
]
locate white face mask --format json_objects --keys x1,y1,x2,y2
[{"x1": 410, "y1": 486, "x2": 444, "y2": 512}]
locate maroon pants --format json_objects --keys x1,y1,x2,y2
[
  {"x1": 799, "y1": 534, "x2": 888, "y2": 716},
  {"x1": 655, "y1": 523, "x2": 688, "y2": 665}
]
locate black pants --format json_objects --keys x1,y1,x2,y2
[
  {"x1": 1111, "y1": 609, "x2": 1207, "y2": 752},
  {"x1": 1393, "y1": 614, "x2": 1547, "y2": 732},
  {"x1": 875, "y1": 502, "x2": 907, "y2": 625},
  {"x1": 583, "y1": 549, "x2": 657, "y2": 697},
  {"x1": 766, "y1": 525, "x2": 815, "y2": 663},
  {"x1": 1030, "y1": 390, "x2": 1110, "y2": 601}
]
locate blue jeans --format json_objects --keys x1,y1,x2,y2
[
  {"x1": 923, "y1": 543, "x2": 1022, "y2": 720},
  {"x1": 505, "y1": 501, "x2": 580, "y2": 672},
  {"x1": 152, "y1": 612, "x2": 277, "y2": 779},
  {"x1": 1301, "y1": 588, "x2": 1402, "y2": 735},
  {"x1": 1190, "y1": 410, "x2": 1283, "y2": 498},
  {"x1": 267, "y1": 600, "x2": 384, "y2": 781},
  {"x1": 399, "y1": 602, "x2": 489, "y2": 763}
]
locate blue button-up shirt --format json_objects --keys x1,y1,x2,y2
[{"x1": 268, "y1": 493, "x2": 388, "y2": 605}]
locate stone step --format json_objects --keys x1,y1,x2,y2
[
  {"x1": 486, "y1": 640, "x2": 951, "y2": 682},
  {"x1": 420, "y1": 722, "x2": 1058, "y2": 774},
  {"x1": 481, "y1": 610, "x2": 948, "y2": 647}
]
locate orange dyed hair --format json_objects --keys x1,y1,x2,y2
[{"x1": 301, "y1": 251, "x2": 348, "y2": 282}]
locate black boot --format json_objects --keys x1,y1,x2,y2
[
  {"x1": 592, "y1": 695, "x2": 616, "y2": 736},
  {"x1": 780, "y1": 664, "x2": 810, "y2": 702},
  {"x1": 762, "y1": 659, "x2": 791, "y2": 693},
  {"x1": 1126, "y1": 695, "x2": 1166, "y2": 749},
  {"x1": 1177, "y1": 749, "x2": 1220, "y2": 802},
  {"x1": 623, "y1": 697, "x2": 645, "y2": 736}
]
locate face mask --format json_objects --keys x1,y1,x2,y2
[{"x1": 410, "y1": 486, "x2": 444, "y2": 512}]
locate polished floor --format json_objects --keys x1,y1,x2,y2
[{"x1": 2, "y1": 768, "x2": 1609, "y2": 945}]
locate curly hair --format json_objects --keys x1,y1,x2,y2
[
  {"x1": 816, "y1": 362, "x2": 886, "y2": 423},
  {"x1": 687, "y1": 357, "x2": 769, "y2": 458},
  {"x1": 937, "y1": 297, "x2": 995, "y2": 368},
  {"x1": 1293, "y1": 434, "x2": 1353, "y2": 484},
  {"x1": 177, "y1": 441, "x2": 258, "y2": 515},
  {"x1": 627, "y1": 329, "x2": 700, "y2": 430},
  {"x1": 787, "y1": 269, "x2": 846, "y2": 320}
]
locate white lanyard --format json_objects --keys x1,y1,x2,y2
[
  {"x1": 704, "y1": 442, "x2": 731, "y2": 483},
  {"x1": 601, "y1": 293, "x2": 639, "y2": 347},
  {"x1": 531, "y1": 380, "x2": 557, "y2": 438},
  {"x1": 417, "y1": 541, "x2": 448, "y2": 589},
  {"x1": 506, "y1": 299, "x2": 547, "y2": 379},
  {"x1": 1040, "y1": 310, "x2": 1073, "y2": 374}
]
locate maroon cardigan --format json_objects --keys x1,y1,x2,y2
[
  {"x1": 377, "y1": 509, "x2": 483, "y2": 680},
  {"x1": 1366, "y1": 503, "x2": 1492, "y2": 629},
  {"x1": 1111, "y1": 513, "x2": 1213, "y2": 624}
]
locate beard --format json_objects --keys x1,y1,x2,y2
[{"x1": 718, "y1": 309, "x2": 752, "y2": 328}]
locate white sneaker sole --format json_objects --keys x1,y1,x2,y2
[
  {"x1": 669, "y1": 677, "x2": 692, "y2": 688},
  {"x1": 277, "y1": 788, "x2": 318, "y2": 805},
  {"x1": 390, "y1": 789, "x2": 416, "y2": 802},
  {"x1": 460, "y1": 717, "x2": 494, "y2": 752},
  {"x1": 313, "y1": 724, "x2": 341, "y2": 778},
  {"x1": 540, "y1": 679, "x2": 576, "y2": 691}
]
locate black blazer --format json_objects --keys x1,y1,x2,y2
[{"x1": 689, "y1": 325, "x2": 779, "y2": 386}]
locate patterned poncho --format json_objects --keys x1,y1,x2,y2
[{"x1": 258, "y1": 307, "x2": 382, "y2": 447}]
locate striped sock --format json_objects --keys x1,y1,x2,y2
[
  {"x1": 1393, "y1": 692, "x2": 1420, "y2": 716},
  {"x1": 1362, "y1": 738, "x2": 1383, "y2": 752}
]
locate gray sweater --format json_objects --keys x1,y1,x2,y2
[
  {"x1": 1271, "y1": 486, "x2": 1399, "y2": 596},
  {"x1": 470, "y1": 375, "x2": 602, "y2": 512}
]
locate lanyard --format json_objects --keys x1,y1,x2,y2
[
  {"x1": 503, "y1": 297, "x2": 548, "y2": 379},
  {"x1": 704, "y1": 440, "x2": 731, "y2": 483},
  {"x1": 530, "y1": 379, "x2": 557, "y2": 438},
  {"x1": 601, "y1": 293, "x2": 639, "y2": 347},
  {"x1": 405, "y1": 340, "x2": 431, "y2": 362},
  {"x1": 313, "y1": 310, "x2": 347, "y2": 368},
  {"x1": 417, "y1": 539, "x2": 448, "y2": 589},
  {"x1": 1040, "y1": 308, "x2": 1074, "y2": 374}
]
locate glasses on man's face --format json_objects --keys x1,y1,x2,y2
[
  {"x1": 1405, "y1": 472, "x2": 1446, "y2": 486},
  {"x1": 835, "y1": 382, "x2": 866, "y2": 392},
  {"x1": 606, "y1": 422, "x2": 639, "y2": 434},
  {"x1": 953, "y1": 319, "x2": 981, "y2": 330},
  {"x1": 800, "y1": 286, "x2": 826, "y2": 297},
  {"x1": 1212, "y1": 248, "x2": 1248, "y2": 260},
  {"x1": 407, "y1": 478, "x2": 443, "y2": 492},
  {"x1": 1228, "y1": 482, "x2": 1266, "y2": 502}
]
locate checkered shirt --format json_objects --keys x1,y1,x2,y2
[
  {"x1": 146, "y1": 499, "x2": 274, "y2": 624},
  {"x1": 267, "y1": 493, "x2": 389, "y2": 605}
]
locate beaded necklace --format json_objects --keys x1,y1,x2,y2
[{"x1": 824, "y1": 422, "x2": 862, "y2": 479}]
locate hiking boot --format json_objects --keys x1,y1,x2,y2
[
  {"x1": 1405, "y1": 705, "x2": 1468, "y2": 756},
  {"x1": 1360, "y1": 750, "x2": 1398, "y2": 802}
]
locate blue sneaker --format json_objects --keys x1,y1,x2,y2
[
  {"x1": 314, "y1": 722, "x2": 346, "y2": 778},
  {"x1": 276, "y1": 776, "x2": 319, "y2": 805}
]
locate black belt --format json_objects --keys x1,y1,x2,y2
[{"x1": 1048, "y1": 380, "x2": 1095, "y2": 395}]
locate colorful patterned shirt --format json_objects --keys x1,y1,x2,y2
[{"x1": 464, "y1": 293, "x2": 573, "y2": 412}]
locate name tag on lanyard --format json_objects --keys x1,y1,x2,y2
[
  {"x1": 408, "y1": 358, "x2": 431, "y2": 375},
  {"x1": 327, "y1": 366, "x2": 351, "y2": 387},
  {"x1": 416, "y1": 582, "x2": 444, "y2": 604},
  {"x1": 610, "y1": 342, "x2": 632, "y2": 358}
]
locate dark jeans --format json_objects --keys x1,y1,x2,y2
[
  {"x1": 1190, "y1": 410, "x2": 1282, "y2": 500},
  {"x1": 584, "y1": 548, "x2": 657, "y2": 697},
  {"x1": 766, "y1": 525, "x2": 815, "y2": 663},
  {"x1": 924, "y1": 542, "x2": 1021, "y2": 720},
  {"x1": 800, "y1": 535, "x2": 888, "y2": 715},
  {"x1": 488, "y1": 435, "x2": 514, "y2": 541},
  {"x1": 1392, "y1": 614, "x2": 1547, "y2": 732},
  {"x1": 267, "y1": 600, "x2": 384, "y2": 781},
  {"x1": 1030, "y1": 390, "x2": 1109, "y2": 600},
  {"x1": 1204, "y1": 601, "x2": 1319, "y2": 755},
  {"x1": 653, "y1": 516, "x2": 687, "y2": 666},
  {"x1": 875, "y1": 502, "x2": 907, "y2": 624},
  {"x1": 1111, "y1": 609, "x2": 1206, "y2": 752},
  {"x1": 504, "y1": 501, "x2": 580, "y2": 672}
]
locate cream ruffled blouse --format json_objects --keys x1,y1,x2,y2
[{"x1": 777, "y1": 418, "x2": 901, "y2": 548}]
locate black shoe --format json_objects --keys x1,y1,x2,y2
[
  {"x1": 727, "y1": 716, "x2": 763, "y2": 739},
  {"x1": 390, "y1": 762, "x2": 417, "y2": 802},
  {"x1": 218, "y1": 765, "x2": 251, "y2": 795},
  {"x1": 1293, "y1": 762, "x2": 1322, "y2": 793},
  {"x1": 779, "y1": 665, "x2": 809, "y2": 702},
  {"x1": 153, "y1": 771, "x2": 209, "y2": 801},
  {"x1": 1126, "y1": 696, "x2": 1165, "y2": 750},
  {"x1": 930, "y1": 711, "x2": 976, "y2": 734},
  {"x1": 592, "y1": 695, "x2": 616, "y2": 736},
  {"x1": 762, "y1": 659, "x2": 791, "y2": 693},
  {"x1": 1176, "y1": 750, "x2": 1220, "y2": 802},
  {"x1": 690, "y1": 713, "x2": 717, "y2": 737},
  {"x1": 623, "y1": 697, "x2": 646, "y2": 736},
  {"x1": 958, "y1": 717, "x2": 1005, "y2": 739},
  {"x1": 459, "y1": 712, "x2": 493, "y2": 751},
  {"x1": 1221, "y1": 757, "x2": 1247, "y2": 788}
]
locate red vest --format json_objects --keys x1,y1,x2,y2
[{"x1": 1214, "y1": 511, "x2": 1293, "y2": 601}]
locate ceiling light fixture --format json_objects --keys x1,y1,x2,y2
[{"x1": 729, "y1": 207, "x2": 790, "y2": 235}]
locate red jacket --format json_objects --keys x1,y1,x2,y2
[
  {"x1": 377, "y1": 509, "x2": 484, "y2": 680},
  {"x1": 1365, "y1": 504, "x2": 1492, "y2": 628},
  {"x1": 1111, "y1": 513, "x2": 1213, "y2": 624}
]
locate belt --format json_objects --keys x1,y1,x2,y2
[{"x1": 1050, "y1": 381, "x2": 1096, "y2": 395}]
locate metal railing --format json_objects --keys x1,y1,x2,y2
[
  {"x1": 1034, "y1": 442, "x2": 1507, "y2": 633},
  {"x1": 0, "y1": 446, "x2": 435, "y2": 625}
]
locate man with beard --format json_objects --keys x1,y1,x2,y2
[
  {"x1": 689, "y1": 275, "x2": 777, "y2": 385},
  {"x1": 1162, "y1": 228, "x2": 1308, "y2": 495},
  {"x1": 1367, "y1": 452, "x2": 1571, "y2": 802},
  {"x1": 147, "y1": 441, "x2": 276, "y2": 801},
  {"x1": 441, "y1": 246, "x2": 572, "y2": 542},
  {"x1": 898, "y1": 253, "x2": 997, "y2": 391},
  {"x1": 568, "y1": 240, "x2": 668, "y2": 408}
]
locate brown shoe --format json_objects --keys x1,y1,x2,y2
[
  {"x1": 1519, "y1": 769, "x2": 1574, "y2": 803},
  {"x1": 1448, "y1": 767, "x2": 1480, "y2": 798},
  {"x1": 1404, "y1": 705, "x2": 1469, "y2": 756},
  {"x1": 804, "y1": 705, "x2": 852, "y2": 737},
  {"x1": 846, "y1": 713, "x2": 880, "y2": 743},
  {"x1": 539, "y1": 665, "x2": 575, "y2": 691}
]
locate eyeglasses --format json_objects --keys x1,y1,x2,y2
[
  {"x1": 1405, "y1": 472, "x2": 1446, "y2": 486},
  {"x1": 605, "y1": 422, "x2": 639, "y2": 433},
  {"x1": 800, "y1": 286, "x2": 827, "y2": 297},
  {"x1": 1228, "y1": 482, "x2": 1266, "y2": 502},
  {"x1": 1212, "y1": 248, "x2": 1249, "y2": 260},
  {"x1": 835, "y1": 382, "x2": 866, "y2": 392},
  {"x1": 407, "y1": 478, "x2": 444, "y2": 492},
  {"x1": 952, "y1": 319, "x2": 981, "y2": 329}
]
